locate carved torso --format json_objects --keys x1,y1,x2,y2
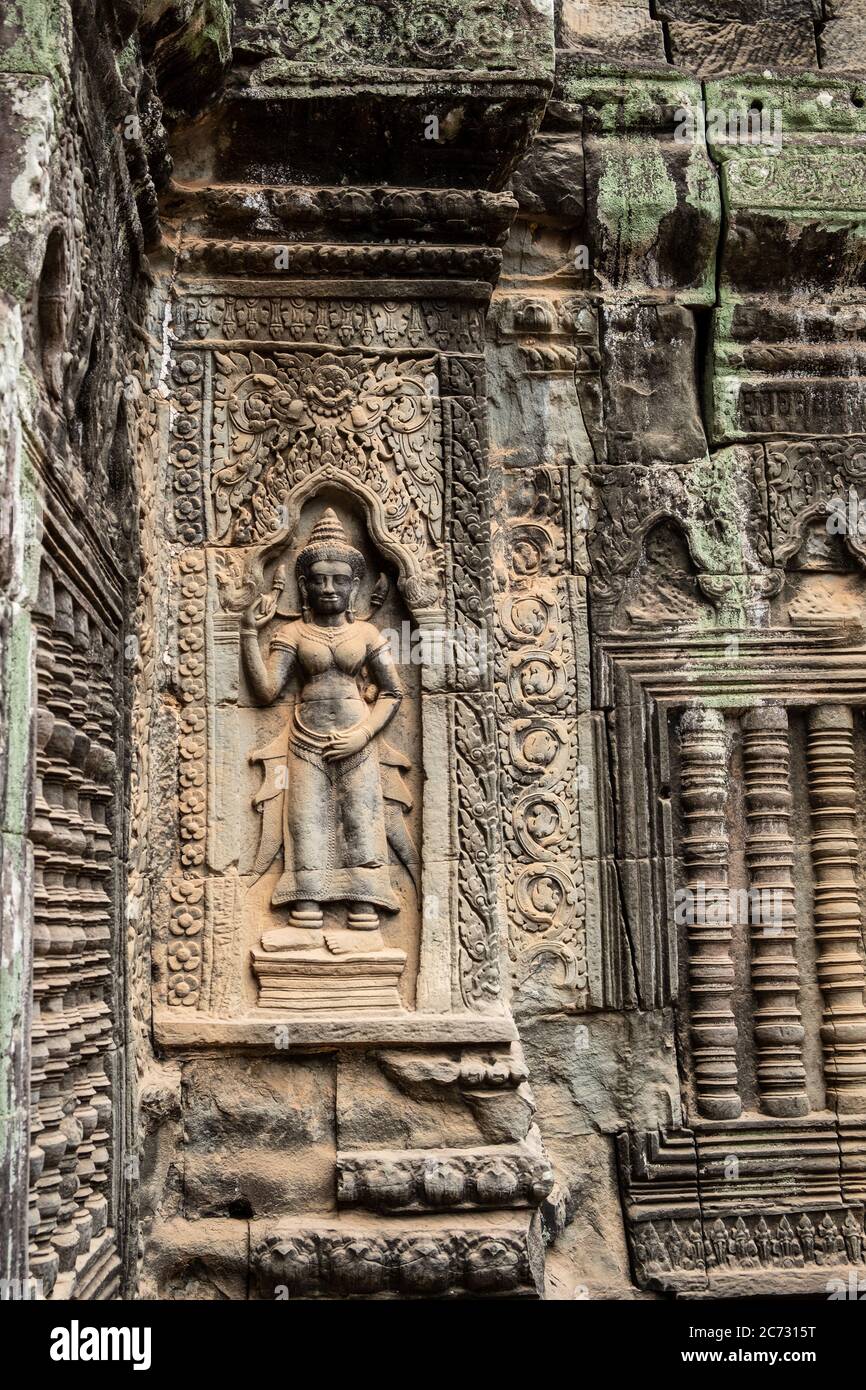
[{"x1": 270, "y1": 618, "x2": 391, "y2": 732}]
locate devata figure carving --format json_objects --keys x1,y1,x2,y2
[{"x1": 240, "y1": 509, "x2": 417, "y2": 956}]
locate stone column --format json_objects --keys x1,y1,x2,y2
[
  {"x1": 741, "y1": 706, "x2": 808, "y2": 1117},
  {"x1": 806, "y1": 705, "x2": 866, "y2": 1114},
  {"x1": 679, "y1": 706, "x2": 741, "y2": 1120}
]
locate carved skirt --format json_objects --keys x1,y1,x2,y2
[{"x1": 272, "y1": 719, "x2": 400, "y2": 912}]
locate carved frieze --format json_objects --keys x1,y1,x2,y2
[
  {"x1": 724, "y1": 149, "x2": 866, "y2": 212},
  {"x1": 154, "y1": 302, "x2": 506, "y2": 1024},
  {"x1": 589, "y1": 452, "x2": 770, "y2": 629},
  {"x1": 172, "y1": 287, "x2": 487, "y2": 355},
  {"x1": 233, "y1": 0, "x2": 553, "y2": 78},
  {"x1": 163, "y1": 185, "x2": 516, "y2": 245},
  {"x1": 760, "y1": 438, "x2": 866, "y2": 568},
  {"x1": 175, "y1": 240, "x2": 503, "y2": 283},
  {"x1": 251, "y1": 1218, "x2": 543, "y2": 1299},
  {"x1": 619, "y1": 1125, "x2": 866, "y2": 1292},
  {"x1": 336, "y1": 1138, "x2": 553, "y2": 1212},
  {"x1": 631, "y1": 1209, "x2": 866, "y2": 1286}
]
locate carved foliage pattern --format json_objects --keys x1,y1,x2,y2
[
  {"x1": 167, "y1": 552, "x2": 207, "y2": 1006},
  {"x1": 210, "y1": 350, "x2": 443, "y2": 568},
  {"x1": 496, "y1": 468, "x2": 587, "y2": 995},
  {"x1": 235, "y1": 0, "x2": 546, "y2": 72},
  {"x1": 760, "y1": 438, "x2": 866, "y2": 566},
  {"x1": 454, "y1": 697, "x2": 502, "y2": 1009},
  {"x1": 337, "y1": 1144, "x2": 553, "y2": 1212},
  {"x1": 445, "y1": 397, "x2": 493, "y2": 692}
]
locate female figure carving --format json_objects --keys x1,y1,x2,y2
[{"x1": 241, "y1": 509, "x2": 416, "y2": 955}]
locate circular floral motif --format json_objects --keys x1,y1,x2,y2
[
  {"x1": 179, "y1": 788, "x2": 205, "y2": 818},
  {"x1": 178, "y1": 654, "x2": 204, "y2": 681},
  {"x1": 175, "y1": 357, "x2": 202, "y2": 384},
  {"x1": 179, "y1": 762, "x2": 205, "y2": 789},
  {"x1": 168, "y1": 971, "x2": 199, "y2": 1006},
  {"x1": 170, "y1": 905, "x2": 202, "y2": 937},
  {"x1": 405, "y1": 8, "x2": 453, "y2": 57},
  {"x1": 173, "y1": 469, "x2": 199, "y2": 494},
  {"x1": 180, "y1": 706, "x2": 205, "y2": 734},
  {"x1": 168, "y1": 941, "x2": 201, "y2": 974}
]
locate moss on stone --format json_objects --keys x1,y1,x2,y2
[
  {"x1": 0, "y1": 0, "x2": 69, "y2": 80},
  {"x1": 597, "y1": 139, "x2": 678, "y2": 254}
]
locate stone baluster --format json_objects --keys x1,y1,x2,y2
[
  {"x1": 28, "y1": 565, "x2": 65, "y2": 1294},
  {"x1": 43, "y1": 583, "x2": 86, "y2": 1273},
  {"x1": 89, "y1": 624, "x2": 118, "y2": 1229},
  {"x1": 806, "y1": 706, "x2": 866, "y2": 1114},
  {"x1": 69, "y1": 603, "x2": 98, "y2": 1253},
  {"x1": 741, "y1": 706, "x2": 809, "y2": 1117},
  {"x1": 679, "y1": 706, "x2": 742, "y2": 1119}
]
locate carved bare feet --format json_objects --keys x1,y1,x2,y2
[
  {"x1": 261, "y1": 925, "x2": 323, "y2": 952},
  {"x1": 263, "y1": 902, "x2": 386, "y2": 954},
  {"x1": 323, "y1": 928, "x2": 385, "y2": 955},
  {"x1": 262, "y1": 902, "x2": 324, "y2": 952}
]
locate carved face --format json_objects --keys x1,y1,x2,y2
[{"x1": 302, "y1": 560, "x2": 357, "y2": 616}]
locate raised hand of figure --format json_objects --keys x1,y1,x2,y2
[
  {"x1": 322, "y1": 725, "x2": 371, "y2": 762},
  {"x1": 242, "y1": 590, "x2": 279, "y2": 631}
]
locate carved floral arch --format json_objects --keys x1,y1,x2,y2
[
  {"x1": 218, "y1": 471, "x2": 446, "y2": 624},
  {"x1": 773, "y1": 498, "x2": 866, "y2": 570},
  {"x1": 274, "y1": 470, "x2": 443, "y2": 616}
]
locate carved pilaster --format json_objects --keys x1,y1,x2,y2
[
  {"x1": 806, "y1": 706, "x2": 866, "y2": 1114},
  {"x1": 741, "y1": 706, "x2": 809, "y2": 1118},
  {"x1": 678, "y1": 707, "x2": 741, "y2": 1120}
]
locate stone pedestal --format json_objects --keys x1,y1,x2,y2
[{"x1": 252, "y1": 947, "x2": 407, "y2": 1014}]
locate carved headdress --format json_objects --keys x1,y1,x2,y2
[{"x1": 296, "y1": 508, "x2": 365, "y2": 581}]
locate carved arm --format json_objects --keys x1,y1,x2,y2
[{"x1": 240, "y1": 625, "x2": 296, "y2": 706}]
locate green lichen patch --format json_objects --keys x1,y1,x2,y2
[
  {"x1": 0, "y1": 0, "x2": 70, "y2": 81},
  {"x1": 597, "y1": 138, "x2": 678, "y2": 255},
  {"x1": 558, "y1": 71, "x2": 703, "y2": 136}
]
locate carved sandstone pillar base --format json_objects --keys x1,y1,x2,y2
[{"x1": 251, "y1": 946, "x2": 407, "y2": 1014}]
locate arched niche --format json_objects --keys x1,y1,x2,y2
[
  {"x1": 615, "y1": 517, "x2": 711, "y2": 630},
  {"x1": 226, "y1": 487, "x2": 426, "y2": 1012}
]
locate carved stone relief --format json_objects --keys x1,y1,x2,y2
[
  {"x1": 9, "y1": 0, "x2": 866, "y2": 1317},
  {"x1": 154, "y1": 298, "x2": 506, "y2": 1027}
]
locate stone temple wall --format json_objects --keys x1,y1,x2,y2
[{"x1": 2, "y1": 0, "x2": 866, "y2": 1302}]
